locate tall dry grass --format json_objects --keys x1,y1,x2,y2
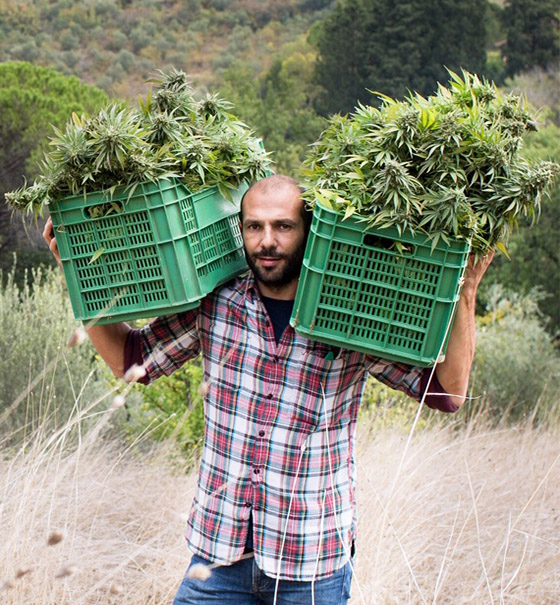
[
  {"x1": 352, "y1": 418, "x2": 560, "y2": 604},
  {"x1": 1, "y1": 394, "x2": 558, "y2": 604},
  {"x1": 0, "y1": 381, "x2": 197, "y2": 604}
]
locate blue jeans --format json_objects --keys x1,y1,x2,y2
[{"x1": 173, "y1": 554, "x2": 353, "y2": 605}]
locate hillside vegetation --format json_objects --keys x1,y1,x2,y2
[{"x1": 0, "y1": 0, "x2": 335, "y2": 98}]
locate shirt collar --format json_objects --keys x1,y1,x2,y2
[{"x1": 243, "y1": 271, "x2": 259, "y2": 303}]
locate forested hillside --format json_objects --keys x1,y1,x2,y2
[{"x1": 0, "y1": 0, "x2": 335, "y2": 97}]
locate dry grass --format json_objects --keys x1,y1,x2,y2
[
  {"x1": 352, "y1": 420, "x2": 560, "y2": 604},
  {"x1": 1, "y1": 406, "x2": 558, "y2": 604}
]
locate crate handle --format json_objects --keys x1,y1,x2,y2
[
  {"x1": 83, "y1": 200, "x2": 124, "y2": 220},
  {"x1": 363, "y1": 233, "x2": 416, "y2": 255}
]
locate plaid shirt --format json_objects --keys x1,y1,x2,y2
[{"x1": 130, "y1": 273, "x2": 452, "y2": 581}]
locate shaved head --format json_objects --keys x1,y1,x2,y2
[
  {"x1": 241, "y1": 175, "x2": 311, "y2": 234},
  {"x1": 244, "y1": 174, "x2": 302, "y2": 198}
]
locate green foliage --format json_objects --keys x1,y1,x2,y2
[
  {"x1": 0, "y1": 0, "x2": 332, "y2": 97},
  {"x1": 312, "y1": 0, "x2": 488, "y2": 116},
  {"x1": 0, "y1": 62, "x2": 108, "y2": 275},
  {"x1": 0, "y1": 262, "x2": 109, "y2": 437},
  {"x1": 5, "y1": 69, "x2": 272, "y2": 217},
  {"x1": 505, "y1": 68, "x2": 560, "y2": 127},
  {"x1": 0, "y1": 61, "x2": 108, "y2": 180},
  {"x1": 0, "y1": 247, "x2": 57, "y2": 290},
  {"x1": 301, "y1": 70, "x2": 560, "y2": 255},
  {"x1": 122, "y1": 360, "x2": 205, "y2": 459},
  {"x1": 470, "y1": 285, "x2": 560, "y2": 423},
  {"x1": 359, "y1": 377, "x2": 429, "y2": 432},
  {"x1": 501, "y1": 0, "x2": 560, "y2": 79},
  {"x1": 220, "y1": 39, "x2": 326, "y2": 174}
]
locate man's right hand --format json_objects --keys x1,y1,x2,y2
[{"x1": 43, "y1": 216, "x2": 63, "y2": 269}]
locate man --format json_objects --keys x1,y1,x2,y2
[{"x1": 44, "y1": 174, "x2": 493, "y2": 604}]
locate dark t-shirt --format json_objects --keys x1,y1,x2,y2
[{"x1": 260, "y1": 294, "x2": 294, "y2": 345}]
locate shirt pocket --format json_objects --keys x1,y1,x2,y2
[{"x1": 284, "y1": 341, "x2": 347, "y2": 430}]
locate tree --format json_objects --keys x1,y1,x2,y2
[
  {"x1": 0, "y1": 62, "x2": 108, "y2": 268},
  {"x1": 310, "y1": 0, "x2": 371, "y2": 116},
  {"x1": 501, "y1": 0, "x2": 560, "y2": 79},
  {"x1": 312, "y1": 0, "x2": 488, "y2": 116},
  {"x1": 220, "y1": 41, "x2": 325, "y2": 175}
]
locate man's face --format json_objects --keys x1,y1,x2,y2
[{"x1": 241, "y1": 185, "x2": 307, "y2": 297}]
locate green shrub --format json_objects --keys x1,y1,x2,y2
[
  {"x1": 118, "y1": 358, "x2": 205, "y2": 463},
  {"x1": 359, "y1": 378, "x2": 430, "y2": 433},
  {"x1": 469, "y1": 285, "x2": 560, "y2": 423},
  {"x1": 0, "y1": 262, "x2": 110, "y2": 438}
]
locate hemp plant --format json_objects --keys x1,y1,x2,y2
[
  {"x1": 300, "y1": 70, "x2": 559, "y2": 256},
  {"x1": 6, "y1": 69, "x2": 272, "y2": 218}
]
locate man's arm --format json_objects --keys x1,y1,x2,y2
[
  {"x1": 43, "y1": 216, "x2": 131, "y2": 378},
  {"x1": 434, "y1": 251, "x2": 494, "y2": 409}
]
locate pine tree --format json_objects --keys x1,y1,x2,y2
[
  {"x1": 312, "y1": 0, "x2": 372, "y2": 115},
  {"x1": 313, "y1": 0, "x2": 488, "y2": 116},
  {"x1": 501, "y1": 0, "x2": 560, "y2": 78}
]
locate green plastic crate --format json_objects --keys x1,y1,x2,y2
[
  {"x1": 291, "y1": 202, "x2": 470, "y2": 366},
  {"x1": 50, "y1": 178, "x2": 248, "y2": 324}
]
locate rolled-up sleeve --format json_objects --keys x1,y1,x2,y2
[
  {"x1": 418, "y1": 371, "x2": 459, "y2": 413},
  {"x1": 123, "y1": 308, "x2": 201, "y2": 384},
  {"x1": 366, "y1": 356, "x2": 458, "y2": 413}
]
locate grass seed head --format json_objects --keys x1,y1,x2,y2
[
  {"x1": 110, "y1": 583, "x2": 124, "y2": 595},
  {"x1": 186, "y1": 563, "x2": 212, "y2": 581},
  {"x1": 47, "y1": 530, "x2": 65, "y2": 546},
  {"x1": 55, "y1": 564, "x2": 78, "y2": 579},
  {"x1": 2, "y1": 580, "x2": 15, "y2": 591},
  {"x1": 111, "y1": 394, "x2": 126, "y2": 409},
  {"x1": 15, "y1": 567, "x2": 33, "y2": 579},
  {"x1": 67, "y1": 327, "x2": 87, "y2": 348},
  {"x1": 123, "y1": 364, "x2": 147, "y2": 383}
]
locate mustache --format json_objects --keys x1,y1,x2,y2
[{"x1": 254, "y1": 247, "x2": 286, "y2": 259}]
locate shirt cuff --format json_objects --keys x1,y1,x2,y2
[
  {"x1": 124, "y1": 329, "x2": 150, "y2": 385},
  {"x1": 419, "y1": 371, "x2": 459, "y2": 413}
]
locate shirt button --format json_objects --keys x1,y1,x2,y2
[
  {"x1": 266, "y1": 393, "x2": 273, "y2": 399},
  {"x1": 259, "y1": 430, "x2": 265, "y2": 437},
  {"x1": 253, "y1": 468, "x2": 260, "y2": 474}
]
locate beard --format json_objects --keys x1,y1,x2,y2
[{"x1": 244, "y1": 238, "x2": 306, "y2": 289}]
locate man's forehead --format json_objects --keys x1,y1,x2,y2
[{"x1": 242, "y1": 184, "x2": 302, "y2": 215}]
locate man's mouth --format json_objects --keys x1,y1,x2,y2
[{"x1": 257, "y1": 256, "x2": 283, "y2": 267}]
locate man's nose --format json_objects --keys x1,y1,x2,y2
[{"x1": 261, "y1": 225, "x2": 276, "y2": 248}]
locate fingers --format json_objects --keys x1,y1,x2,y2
[
  {"x1": 42, "y1": 216, "x2": 53, "y2": 243},
  {"x1": 474, "y1": 249, "x2": 495, "y2": 272},
  {"x1": 43, "y1": 217, "x2": 63, "y2": 267},
  {"x1": 463, "y1": 249, "x2": 495, "y2": 290}
]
